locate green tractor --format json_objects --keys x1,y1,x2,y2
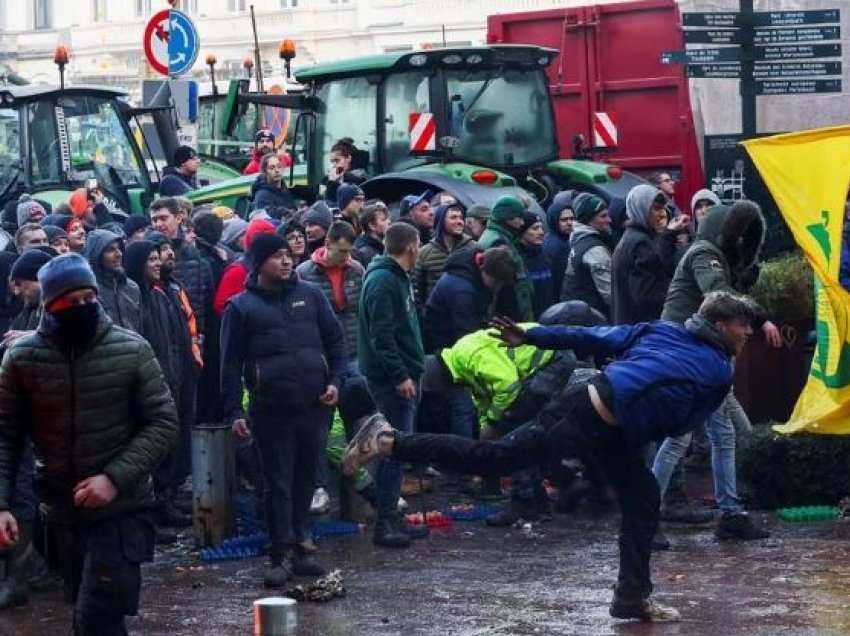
[
  {"x1": 0, "y1": 84, "x2": 157, "y2": 216},
  {"x1": 188, "y1": 44, "x2": 637, "y2": 213}
]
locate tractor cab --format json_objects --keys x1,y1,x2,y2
[{"x1": 0, "y1": 84, "x2": 153, "y2": 214}]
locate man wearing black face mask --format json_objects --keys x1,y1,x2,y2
[{"x1": 0, "y1": 253, "x2": 178, "y2": 634}]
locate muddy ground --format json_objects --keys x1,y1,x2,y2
[{"x1": 2, "y1": 484, "x2": 849, "y2": 635}]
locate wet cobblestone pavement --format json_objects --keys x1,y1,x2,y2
[{"x1": 3, "y1": 495, "x2": 850, "y2": 635}]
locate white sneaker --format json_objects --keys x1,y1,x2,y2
[
  {"x1": 310, "y1": 487, "x2": 331, "y2": 515},
  {"x1": 342, "y1": 414, "x2": 394, "y2": 475},
  {"x1": 397, "y1": 497, "x2": 408, "y2": 512}
]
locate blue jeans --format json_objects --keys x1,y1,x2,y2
[
  {"x1": 448, "y1": 390, "x2": 477, "y2": 439},
  {"x1": 367, "y1": 379, "x2": 420, "y2": 520},
  {"x1": 651, "y1": 405, "x2": 742, "y2": 515}
]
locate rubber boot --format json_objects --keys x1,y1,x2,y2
[{"x1": 0, "y1": 523, "x2": 33, "y2": 610}]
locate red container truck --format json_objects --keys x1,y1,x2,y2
[{"x1": 488, "y1": 0, "x2": 704, "y2": 213}]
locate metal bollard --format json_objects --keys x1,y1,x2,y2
[
  {"x1": 254, "y1": 597, "x2": 297, "y2": 635},
  {"x1": 191, "y1": 423, "x2": 236, "y2": 548}
]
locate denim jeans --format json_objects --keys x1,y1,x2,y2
[
  {"x1": 448, "y1": 390, "x2": 477, "y2": 439},
  {"x1": 252, "y1": 407, "x2": 330, "y2": 558},
  {"x1": 651, "y1": 405, "x2": 742, "y2": 515},
  {"x1": 394, "y1": 382, "x2": 660, "y2": 600},
  {"x1": 367, "y1": 380, "x2": 420, "y2": 521}
]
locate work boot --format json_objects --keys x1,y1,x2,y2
[
  {"x1": 609, "y1": 595, "x2": 682, "y2": 622},
  {"x1": 715, "y1": 513, "x2": 770, "y2": 541},
  {"x1": 263, "y1": 552, "x2": 294, "y2": 588},
  {"x1": 0, "y1": 523, "x2": 35, "y2": 610},
  {"x1": 342, "y1": 414, "x2": 394, "y2": 474},
  {"x1": 291, "y1": 547, "x2": 325, "y2": 577},
  {"x1": 155, "y1": 501, "x2": 192, "y2": 528},
  {"x1": 485, "y1": 498, "x2": 540, "y2": 528},
  {"x1": 372, "y1": 518, "x2": 411, "y2": 549},
  {"x1": 399, "y1": 516, "x2": 429, "y2": 540},
  {"x1": 310, "y1": 488, "x2": 331, "y2": 515},
  {"x1": 660, "y1": 503, "x2": 714, "y2": 524},
  {"x1": 651, "y1": 528, "x2": 670, "y2": 551}
]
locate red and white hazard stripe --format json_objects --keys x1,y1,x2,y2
[
  {"x1": 592, "y1": 112, "x2": 618, "y2": 148},
  {"x1": 409, "y1": 112, "x2": 436, "y2": 152}
]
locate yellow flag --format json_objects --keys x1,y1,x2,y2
[{"x1": 742, "y1": 125, "x2": 850, "y2": 434}]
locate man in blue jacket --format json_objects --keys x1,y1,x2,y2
[
  {"x1": 344, "y1": 290, "x2": 755, "y2": 623},
  {"x1": 220, "y1": 232, "x2": 346, "y2": 588}
]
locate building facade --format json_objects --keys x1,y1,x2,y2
[{"x1": 0, "y1": 0, "x2": 589, "y2": 89}]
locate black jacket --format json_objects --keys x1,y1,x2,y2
[
  {"x1": 220, "y1": 275, "x2": 347, "y2": 422},
  {"x1": 0, "y1": 310, "x2": 178, "y2": 523},
  {"x1": 354, "y1": 233, "x2": 384, "y2": 268},
  {"x1": 611, "y1": 225, "x2": 678, "y2": 324},
  {"x1": 173, "y1": 233, "x2": 213, "y2": 336},
  {"x1": 424, "y1": 247, "x2": 493, "y2": 352},
  {"x1": 251, "y1": 177, "x2": 296, "y2": 216},
  {"x1": 159, "y1": 167, "x2": 198, "y2": 197}
]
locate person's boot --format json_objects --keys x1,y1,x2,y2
[
  {"x1": 0, "y1": 523, "x2": 34, "y2": 610},
  {"x1": 715, "y1": 513, "x2": 770, "y2": 541},
  {"x1": 263, "y1": 551, "x2": 294, "y2": 588},
  {"x1": 486, "y1": 498, "x2": 539, "y2": 528},
  {"x1": 609, "y1": 595, "x2": 682, "y2": 622},
  {"x1": 398, "y1": 515, "x2": 429, "y2": 540},
  {"x1": 372, "y1": 517, "x2": 411, "y2": 548},
  {"x1": 291, "y1": 547, "x2": 325, "y2": 577}
]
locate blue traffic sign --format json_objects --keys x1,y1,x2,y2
[{"x1": 168, "y1": 10, "x2": 199, "y2": 77}]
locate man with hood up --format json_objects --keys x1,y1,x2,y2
[
  {"x1": 653, "y1": 200, "x2": 781, "y2": 544},
  {"x1": 561, "y1": 193, "x2": 615, "y2": 318},
  {"x1": 690, "y1": 188, "x2": 721, "y2": 227},
  {"x1": 414, "y1": 202, "x2": 476, "y2": 310},
  {"x1": 543, "y1": 190, "x2": 576, "y2": 296},
  {"x1": 85, "y1": 229, "x2": 141, "y2": 332},
  {"x1": 611, "y1": 185, "x2": 688, "y2": 325}
]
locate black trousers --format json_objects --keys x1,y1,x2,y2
[
  {"x1": 45, "y1": 513, "x2": 155, "y2": 636},
  {"x1": 393, "y1": 382, "x2": 660, "y2": 600},
  {"x1": 252, "y1": 407, "x2": 330, "y2": 559}
]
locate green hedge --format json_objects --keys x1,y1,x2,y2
[
  {"x1": 738, "y1": 424, "x2": 850, "y2": 509},
  {"x1": 749, "y1": 251, "x2": 814, "y2": 324}
]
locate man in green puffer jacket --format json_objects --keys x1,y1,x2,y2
[
  {"x1": 0, "y1": 253, "x2": 178, "y2": 634},
  {"x1": 478, "y1": 196, "x2": 535, "y2": 321}
]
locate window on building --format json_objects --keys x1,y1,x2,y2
[
  {"x1": 228, "y1": 0, "x2": 247, "y2": 11},
  {"x1": 91, "y1": 0, "x2": 107, "y2": 22},
  {"x1": 33, "y1": 0, "x2": 53, "y2": 30},
  {"x1": 135, "y1": 0, "x2": 150, "y2": 16},
  {"x1": 281, "y1": 0, "x2": 298, "y2": 7}
]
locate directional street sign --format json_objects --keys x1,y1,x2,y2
[
  {"x1": 661, "y1": 48, "x2": 741, "y2": 64},
  {"x1": 753, "y1": 43, "x2": 842, "y2": 61},
  {"x1": 682, "y1": 12, "x2": 742, "y2": 28},
  {"x1": 143, "y1": 9, "x2": 200, "y2": 77},
  {"x1": 686, "y1": 63, "x2": 742, "y2": 79},
  {"x1": 751, "y1": 9, "x2": 840, "y2": 28},
  {"x1": 684, "y1": 29, "x2": 743, "y2": 45},
  {"x1": 752, "y1": 61, "x2": 842, "y2": 78},
  {"x1": 753, "y1": 25, "x2": 840, "y2": 45},
  {"x1": 755, "y1": 78, "x2": 842, "y2": 95}
]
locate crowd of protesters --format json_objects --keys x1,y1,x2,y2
[{"x1": 0, "y1": 136, "x2": 835, "y2": 631}]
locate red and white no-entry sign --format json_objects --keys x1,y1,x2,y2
[
  {"x1": 409, "y1": 112, "x2": 436, "y2": 152},
  {"x1": 592, "y1": 112, "x2": 618, "y2": 148}
]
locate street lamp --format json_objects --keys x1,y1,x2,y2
[
  {"x1": 279, "y1": 39, "x2": 296, "y2": 80},
  {"x1": 206, "y1": 54, "x2": 218, "y2": 96},
  {"x1": 54, "y1": 45, "x2": 69, "y2": 91}
]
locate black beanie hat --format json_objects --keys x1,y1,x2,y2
[
  {"x1": 573, "y1": 193, "x2": 607, "y2": 224},
  {"x1": 10, "y1": 249, "x2": 53, "y2": 282},
  {"x1": 124, "y1": 214, "x2": 151, "y2": 237},
  {"x1": 173, "y1": 145, "x2": 197, "y2": 167},
  {"x1": 193, "y1": 211, "x2": 224, "y2": 245},
  {"x1": 519, "y1": 211, "x2": 541, "y2": 234},
  {"x1": 248, "y1": 232, "x2": 289, "y2": 273},
  {"x1": 43, "y1": 225, "x2": 69, "y2": 243}
]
